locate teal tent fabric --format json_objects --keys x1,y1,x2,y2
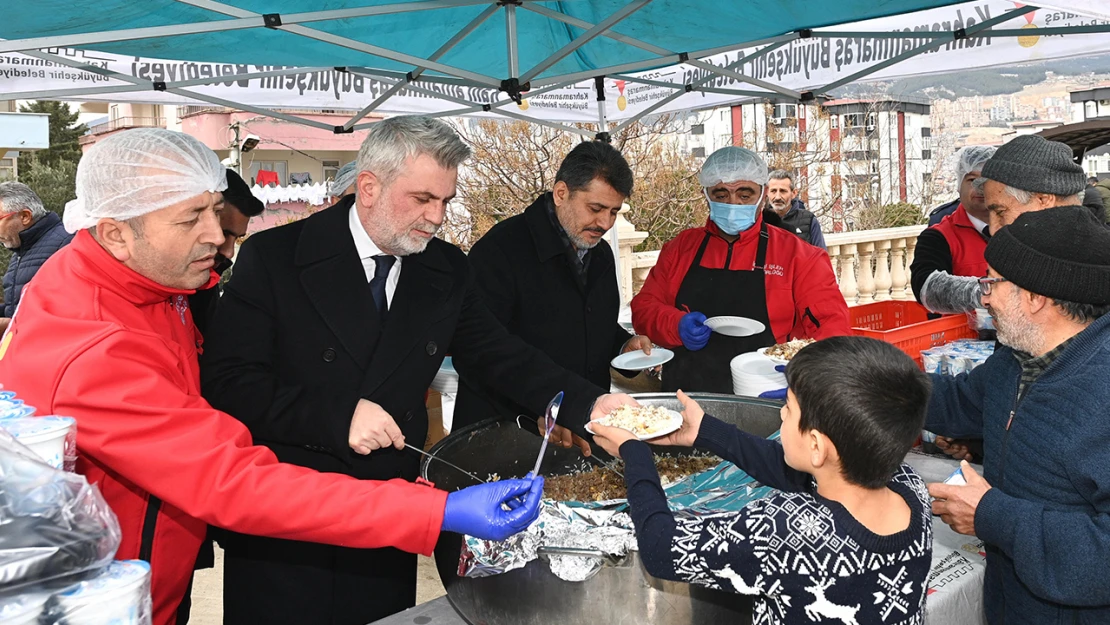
[{"x1": 2, "y1": 1, "x2": 968, "y2": 83}]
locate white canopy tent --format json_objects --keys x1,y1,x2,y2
[{"x1": 0, "y1": 1, "x2": 1108, "y2": 141}]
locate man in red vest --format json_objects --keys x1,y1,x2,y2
[{"x1": 911, "y1": 145, "x2": 996, "y2": 314}]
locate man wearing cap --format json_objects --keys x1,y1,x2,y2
[
  {"x1": 631, "y1": 146, "x2": 850, "y2": 394},
  {"x1": 0, "y1": 128, "x2": 547, "y2": 625},
  {"x1": 979, "y1": 135, "x2": 1086, "y2": 233},
  {"x1": 924, "y1": 206, "x2": 1110, "y2": 624},
  {"x1": 911, "y1": 146, "x2": 996, "y2": 316},
  {"x1": 187, "y1": 169, "x2": 265, "y2": 336}
]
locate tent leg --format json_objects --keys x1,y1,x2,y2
[{"x1": 595, "y1": 76, "x2": 611, "y2": 143}]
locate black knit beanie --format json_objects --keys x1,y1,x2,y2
[
  {"x1": 985, "y1": 206, "x2": 1110, "y2": 305},
  {"x1": 981, "y1": 135, "x2": 1086, "y2": 196}
]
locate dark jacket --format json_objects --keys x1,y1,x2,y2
[
  {"x1": 199, "y1": 197, "x2": 604, "y2": 623},
  {"x1": 454, "y1": 194, "x2": 631, "y2": 429},
  {"x1": 925, "y1": 313, "x2": 1110, "y2": 624},
  {"x1": 2, "y1": 212, "x2": 72, "y2": 316},
  {"x1": 927, "y1": 197, "x2": 960, "y2": 226},
  {"x1": 779, "y1": 199, "x2": 826, "y2": 249}
]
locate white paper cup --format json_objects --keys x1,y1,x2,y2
[
  {"x1": 0, "y1": 417, "x2": 75, "y2": 469},
  {"x1": 53, "y1": 561, "x2": 150, "y2": 625}
]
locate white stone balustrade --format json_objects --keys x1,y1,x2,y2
[{"x1": 626, "y1": 224, "x2": 927, "y2": 306}]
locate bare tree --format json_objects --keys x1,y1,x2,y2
[{"x1": 447, "y1": 116, "x2": 703, "y2": 251}]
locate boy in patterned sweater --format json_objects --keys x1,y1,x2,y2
[{"x1": 591, "y1": 336, "x2": 934, "y2": 625}]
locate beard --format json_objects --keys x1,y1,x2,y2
[
  {"x1": 366, "y1": 193, "x2": 440, "y2": 256},
  {"x1": 568, "y1": 228, "x2": 605, "y2": 250},
  {"x1": 992, "y1": 288, "x2": 1044, "y2": 355}
]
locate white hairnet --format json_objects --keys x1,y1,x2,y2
[
  {"x1": 698, "y1": 146, "x2": 769, "y2": 188},
  {"x1": 64, "y1": 128, "x2": 226, "y2": 234},
  {"x1": 954, "y1": 145, "x2": 996, "y2": 182},
  {"x1": 328, "y1": 160, "x2": 358, "y2": 197}
]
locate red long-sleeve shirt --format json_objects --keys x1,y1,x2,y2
[
  {"x1": 631, "y1": 214, "x2": 851, "y2": 347},
  {"x1": 0, "y1": 231, "x2": 447, "y2": 625}
]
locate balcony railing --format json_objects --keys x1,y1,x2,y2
[
  {"x1": 84, "y1": 117, "x2": 166, "y2": 137},
  {"x1": 627, "y1": 224, "x2": 927, "y2": 306}
]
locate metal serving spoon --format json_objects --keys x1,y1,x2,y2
[{"x1": 405, "y1": 443, "x2": 486, "y2": 484}]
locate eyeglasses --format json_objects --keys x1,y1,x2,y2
[{"x1": 978, "y1": 276, "x2": 1008, "y2": 296}]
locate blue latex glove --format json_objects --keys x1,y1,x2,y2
[
  {"x1": 678, "y1": 311, "x2": 711, "y2": 351},
  {"x1": 758, "y1": 366, "x2": 788, "y2": 400},
  {"x1": 758, "y1": 388, "x2": 787, "y2": 401},
  {"x1": 442, "y1": 475, "x2": 544, "y2": 541}
]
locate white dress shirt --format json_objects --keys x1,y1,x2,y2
[
  {"x1": 967, "y1": 211, "x2": 989, "y2": 236},
  {"x1": 348, "y1": 205, "x2": 401, "y2": 307}
]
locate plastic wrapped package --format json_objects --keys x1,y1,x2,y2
[
  {"x1": 0, "y1": 429, "x2": 120, "y2": 593},
  {"x1": 919, "y1": 271, "x2": 982, "y2": 314},
  {"x1": 966, "y1": 307, "x2": 995, "y2": 332},
  {"x1": 920, "y1": 340, "x2": 995, "y2": 377}
]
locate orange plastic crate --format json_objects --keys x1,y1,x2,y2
[{"x1": 849, "y1": 301, "x2": 977, "y2": 366}]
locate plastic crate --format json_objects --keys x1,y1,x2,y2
[{"x1": 849, "y1": 301, "x2": 978, "y2": 366}]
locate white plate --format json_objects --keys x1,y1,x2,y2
[
  {"x1": 703, "y1": 316, "x2": 766, "y2": 337},
  {"x1": 731, "y1": 352, "x2": 784, "y2": 377},
  {"x1": 610, "y1": 347, "x2": 674, "y2": 370},
  {"x1": 585, "y1": 407, "x2": 683, "y2": 440},
  {"x1": 755, "y1": 347, "x2": 790, "y2": 366}
]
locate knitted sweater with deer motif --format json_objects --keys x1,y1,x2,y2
[{"x1": 621, "y1": 416, "x2": 933, "y2": 625}]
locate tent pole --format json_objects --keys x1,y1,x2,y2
[
  {"x1": 595, "y1": 76, "x2": 611, "y2": 142},
  {"x1": 519, "y1": 0, "x2": 654, "y2": 84},
  {"x1": 24, "y1": 49, "x2": 337, "y2": 132},
  {"x1": 505, "y1": 3, "x2": 520, "y2": 78},
  {"x1": 167, "y1": 0, "x2": 504, "y2": 88},
  {"x1": 0, "y1": 0, "x2": 497, "y2": 54},
  {"x1": 343, "y1": 3, "x2": 500, "y2": 130}
]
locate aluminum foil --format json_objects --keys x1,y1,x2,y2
[{"x1": 459, "y1": 458, "x2": 776, "y2": 582}]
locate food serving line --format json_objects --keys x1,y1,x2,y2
[{"x1": 395, "y1": 302, "x2": 993, "y2": 625}]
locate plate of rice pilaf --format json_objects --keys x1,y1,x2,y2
[
  {"x1": 757, "y1": 338, "x2": 815, "y2": 365},
  {"x1": 585, "y1": 404, "x2": 683, "y2": 440}
]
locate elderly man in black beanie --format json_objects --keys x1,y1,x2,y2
[
  {"x1": 978, "y1": 135, "x2": 1087, "y2": 233},
  {"x1": 923, "y1": 205, "x2": 1110, "y2": 625}
]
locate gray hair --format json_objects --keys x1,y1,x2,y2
[
  {"x1": 355, "y1": 116, "x2": 471, "y2": 190},
  {"x1": 328, "y1": 160, "x2": 358, "y2": 197},
  {"x1": 768, "y1": 170, "x2": 795, "y2": 190},
  {"x1": 1000, "y1": 183, "x2": 1078, "y2": 206},
  {"x1": 0, "y1": 182, "x2": 47, "y2": 221}
]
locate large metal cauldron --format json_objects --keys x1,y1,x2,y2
[{"x1": 420, "y1": 393, "x2": 783, "y2": 625}]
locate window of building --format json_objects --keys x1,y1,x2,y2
[
  {"x1": 830, "y1": 116, "x2": 839, "y2": 129},
  {"x1": 0, "y1": 157, "x2": 15, "y2": 181},
  {"x1": 691, "y1": 124, "x2": 705, "y2": 135},
  {"x1": 772, "y1": 103, "x2": 796, "y2": 120},
  {"x1": 920, "y1": 127, "x2": 931, "y2": 137},
  {"x1": 691, "y1": 147, "x2": 706, "y2": 158},
  {"x1": 923, "y1": 172, "x2": 932, "y2": 187},
  {"x1": 322, "y1": 159, "x2": 341, "y2": 181},
  {"x1": 921, "y1": 150, "x2": 932, "y2": 160},
  {"x1": 250, "y1": 160, "x2": 288, "y2": 186}
]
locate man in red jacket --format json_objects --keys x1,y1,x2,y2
[
  {"x1": 631, "y1": 146, "x2": 850, "y2": 394},
  {"x1": 0, "y1": 128, "x2": 544, "y2": 625},
  {"x1": 911, "y1": 145, "x2": 996, "y2": 318}
]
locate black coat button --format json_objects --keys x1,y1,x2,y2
[
  {"x1": 426, "y1": 341, "x2": 437, "y2": 356},
  {"x1": 404, "y1": 410, "x2": 414, "y2": 422},
  {"x1": 322, "y1": 348, "x2": 337, "y2": 362},
  {"x1": 587, "y1": 306, "x2": 592, "y2": 313}
]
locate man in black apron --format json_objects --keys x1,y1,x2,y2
[{"x1": 631, "y1": 147, "x2": 851, "y2": 394}]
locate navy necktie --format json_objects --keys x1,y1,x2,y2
[{"x1": 369, "y1": 255, "x2": 396, "y2": 322}]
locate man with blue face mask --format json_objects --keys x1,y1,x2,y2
[{"x1": 631, "y1": 146, "x2": 850, "y2": 393}]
